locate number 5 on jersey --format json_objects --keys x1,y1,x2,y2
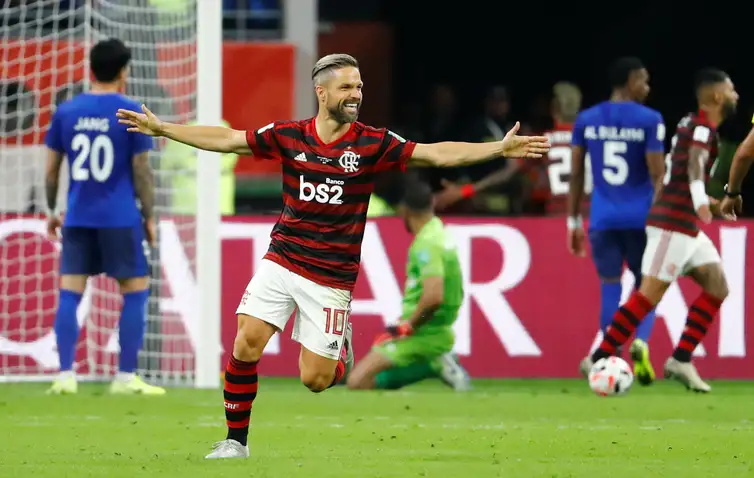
[{"x1": 71, "y1": 133, "x2": 114, "y2": 182}]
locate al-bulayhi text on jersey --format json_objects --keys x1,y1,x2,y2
[{"x1": 571, "y1": 101, "x2": 665, "y2": 230}]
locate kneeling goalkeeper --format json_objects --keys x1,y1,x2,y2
[{"x1": 346, "y1": 178, "x2": 470, "y2": 391}]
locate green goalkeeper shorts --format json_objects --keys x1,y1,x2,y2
[{"x1": 373, "y1": 328, "x2": 454, "y2": 367}]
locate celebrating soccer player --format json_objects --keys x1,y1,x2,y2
[
  {"x1": 45, "y1": 39, "x2": 164, "y2": 396},
  {"x1": 117, "y1": 53, "x2": 550, "y2": 459},
  {"x1": 580, "y1": 69, "x2": 739, "y2": 393},
  {"x1": 567, "y1": 58, "x2": 666, "y2": 385},
  {"x1": 346, "y1": 178, "x2": 470, "y2": 392}
]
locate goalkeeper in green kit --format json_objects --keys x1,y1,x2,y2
[{"x1": 346, "y1": 179, "x2": 471, "y2": 391}]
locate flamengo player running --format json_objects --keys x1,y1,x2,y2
[
  {"x1": 116, "y1": 54, "x2": 550, "y2": 458},
  {"x1": 568, "y1": 58, "x2": 665, "y2": 385},
  {"x1": 45, "y1": 39, "x2": 165, "y2": 395},
  {"x1": 347, "y1": 179, "x2": 470, "y2": 392},
  {"x1": 580, "y1": 69, "x2": 739, "y2": 393}
]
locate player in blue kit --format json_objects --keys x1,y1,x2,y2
[
  {"x1": 567, "y1": 57, "x2": 666, "y2": 385},
  {"x1": 44, "y1": 38, "x2": 165, "y2": 395}
]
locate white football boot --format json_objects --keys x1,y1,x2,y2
[
  {"x1": 438, "y1": 353, "x2": 471, "y2": 391},
  {"x1": 663, "y1": 357, "x2": 711, "y2": 393},
  {"x1": 205, "y1": 439, "x2": 250, "y2": 459}
]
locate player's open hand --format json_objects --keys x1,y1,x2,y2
[
  {"x1": 46, "y1": 215, "x2": 62, "y2": 241},
  {"x1": 696, "y1": 204, "x2": 713, "y2": 224},
  {"x1": 116, "y1": 104, "x2": 164, "y2": 137},
  {"x1": 719, "y1": 195, "x2": 742, "y2": 221},
  {"x1": 501, "y1": 122, "x2": 551, "y2": 159},
  {"x1": 567, "y1": 227, "x2": 586, "y2": 257}
]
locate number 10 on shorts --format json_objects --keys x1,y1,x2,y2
[{"x1": 323, "y1": 307, "x2": 348, "y2": 335}]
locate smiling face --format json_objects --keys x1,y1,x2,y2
[
  {"x1": 312, "y1": 54, "x2": 362, "y2": 125},
  {"x1": 316, "y1": 66, "x2": 363, "y2": 124}
]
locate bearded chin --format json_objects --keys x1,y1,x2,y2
[{"x1": 328, "y1": 104, "x2": 358, "y2": 123}]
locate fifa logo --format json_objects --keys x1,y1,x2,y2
[{"x1": 339, "y1": 151, "x2": 360, "y2": 173}]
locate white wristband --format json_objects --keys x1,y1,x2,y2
[
  {"x1": 567, "y1": 216, "x2": 583, "y2": 230},
  {"x1": 689, "y1": 179, "x2": 709, "y2": 210}
]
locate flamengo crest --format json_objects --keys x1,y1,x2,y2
[{"x1": 339, "y1": 150, "x2": 360, "y2": 173}]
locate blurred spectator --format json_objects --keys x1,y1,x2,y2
[
  {"x1": 423, "y1": 84, "x2": 464, "y2": 144},
  {"x1": 413, "y1": 83, "x2": 465, "y2": 194},
  {"x1": 433, "y1": 86, "x2": 524, "y2": 215}
]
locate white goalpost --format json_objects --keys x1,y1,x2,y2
[{"x1": 0, "y1": 0, "x2": 221, "y2": 388}]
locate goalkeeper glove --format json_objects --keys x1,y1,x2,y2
[{"x1": 373, "y1": 322, "x2": 414, "y2": 345}]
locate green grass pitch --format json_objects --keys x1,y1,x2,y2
[{"x1": 1, "y1": 378, "x2": 752, "y2": 477}]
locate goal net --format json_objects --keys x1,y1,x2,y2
[{"x1": 0, "y1": 0, "x2": 220, "y2": 386}]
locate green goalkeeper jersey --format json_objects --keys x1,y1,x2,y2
[{"x1": 401, "y1": 217, "x2": 464, "y2": 332}]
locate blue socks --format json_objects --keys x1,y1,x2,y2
[
  {"x1": 54, "y1": 289, "x2": 84, "y2": 371},
  {"x1": 54, "y1": 288, "x2": 149, "y2": 374},
  {"x1": 635, "y1": 303, "x2": 657, "y2": 343},
  {"x1": 599, "y1": 282, "x2": 622, "y2": 335},
  {"x1": 118, "y1": 289, "x2": 149, "y2": 373}
]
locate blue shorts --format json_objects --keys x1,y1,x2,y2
[
  {"x1": 588, "y1": 228, "x2": 646, "y2": 280},
  {"x1": 60, "y1": 225, "x2": 149, "y2": 279}
]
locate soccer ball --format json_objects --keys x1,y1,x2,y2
[{"x1": 588, "y1": 357, "x2": 633, "y2": 396}]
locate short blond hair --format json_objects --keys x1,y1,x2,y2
[
  {"x1": 312, "y1": 53, "x2": 359, "y2": 86},
  {"x1": 553, "y1": 81, "x2": 582, "y2": 119}
]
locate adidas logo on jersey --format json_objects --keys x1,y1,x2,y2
[
  {"x1": 294, "y1": 152, "x2": 307, "y2": 162},
  {"x1": 327, "y1": 341, "x2": 339, "y2": 351}
]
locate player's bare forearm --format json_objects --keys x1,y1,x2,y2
[
  {"x1": 410, "y1": 141, "x2": 505, "y2": 167},
  {"x1": 728, "y1": 128, "x2": 754, "y2": 191},
  {"x1": 132, "y1": 152, "x2": 155, "y2": 220},
  {"x1": 688, "y1": 146, "x2": 708, "y2": 182},
  {"x1": 45, "y1": 149, "x2": 64, "y2": 212},
  {"x1": 45, "y1": 177, "x2": 58, "y2": 212},
  {"x1": 162, "y1": 123, "x2": 251, "y2": 155},
  {"x1": 405, "y1": 277, "x2": 444, "y2": 329},
  {"x1": 567, "y1": 145, "x2": 586, "y2": 218}
]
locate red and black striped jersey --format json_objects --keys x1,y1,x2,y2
[
  {"x1": 646, "y1": 111, "x2": 718, "y2": 237},
  {"x1": 246, "y1": 118, "x2": 416, "y2": 291}
]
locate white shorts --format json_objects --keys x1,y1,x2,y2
[
  {"x1": 236, "y1": 259, "x2": 351, "y2": 360},
  {"x1": 641, "y1": 226, "x2": 721, "y2": 282}
]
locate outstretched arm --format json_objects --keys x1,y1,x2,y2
[
  {"x1": 409, "y1": 122, "x2": 550, "y2": 167},
  {"x1": 117, "y1": 105, "x2": 250, "y2": 155}
]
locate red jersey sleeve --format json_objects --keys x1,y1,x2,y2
[
  {"x1": 245, "y1": 121, "x2": 283, "y2": 160},
  {"x1": 375, "y1": 129, "x2": 416, "y2": 172}
]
